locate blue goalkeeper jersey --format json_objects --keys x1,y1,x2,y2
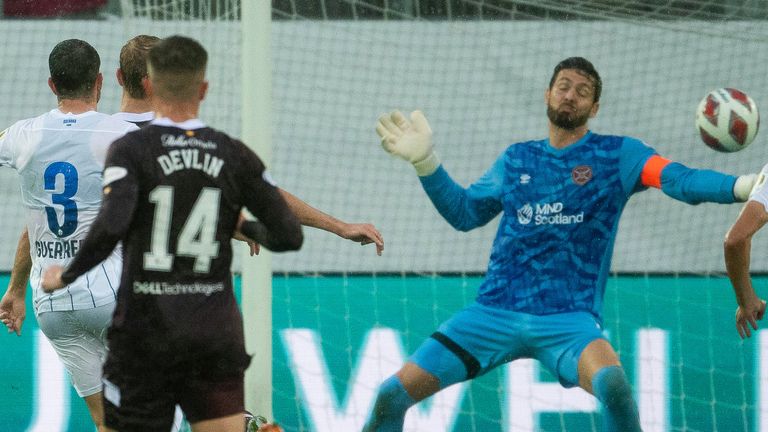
[{"x1": 420, "y1": 131, "x2": 738, "y2": 320}]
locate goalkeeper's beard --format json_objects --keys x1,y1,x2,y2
[{"x1": 546, "y1": 104, "x2": 590, "y2": 130}]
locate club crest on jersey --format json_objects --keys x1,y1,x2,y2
[{"x1": 571, "y1": 165, "x2": 592, "y2": 186}]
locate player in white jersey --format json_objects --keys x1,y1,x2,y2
[
  {"x1": 0, "y1": 39, "x2": 137, "y2": 432},
  {"x1": 724, "y1": 165, "x2": 768, "y2": 338}
]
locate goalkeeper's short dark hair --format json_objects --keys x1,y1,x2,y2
[
  {"x1": 48, "y1": 39, "x2": 100, "y2": 99},
  {"x1": 549, "y1": 57, "x2": 602, "y2": 102}
]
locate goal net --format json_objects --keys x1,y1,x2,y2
[
  {"x1": 0, "y1": 1, "x2": 767, "y2": 431},
  {"x1": 267, "y1": 2, "x2": 768, "y2": 432}
]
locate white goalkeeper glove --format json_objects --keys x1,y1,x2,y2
[
  {"x1": 376, "y1": 110, "x2": 440, "y2": 176},
  {"x1": 734, "y1": 173, "x2": 758, "y2": 202}
]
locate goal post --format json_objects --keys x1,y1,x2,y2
[{"x1": 241, "y1": 0, "x2": 274, "y2": 420}]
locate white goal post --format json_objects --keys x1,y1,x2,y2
[{"x1": 241, "y1": 0, "x2": 274, "y2": 420}]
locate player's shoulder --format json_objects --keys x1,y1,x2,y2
[
  {"x1": 508, "y1": 137, "x2": 546, "y2": 149},
  {"x1": 47, "y1": 110, "x2": 137, "y2": 135},
  {"x1": 588, "y1": 132, "x2": 653, "y2": 154},
  {"x1": 111, "y1": 111, "x2": 154, "y2": 127},
  {"x1": 194, "y1": 123, "x2": 240, "y2": 144},
  {"x1": 4, "y1": 110, "x2": 51, "y2": 132},
  {"x1": 92, "y1": 112, "x2": 140, "y2": 133},
  {"x1": 504, "y1": 138, "x2": 549, "y2": 158},
  {"x1": 0, "y1": 111, "x2": 57, "y2": 144},
  {"x1": 589, "y1": 132, "x2": 641, "y2": 145}
]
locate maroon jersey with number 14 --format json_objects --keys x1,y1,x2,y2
[{"x1": 61, "y1": 117, "x2": 302, "y2": 369}]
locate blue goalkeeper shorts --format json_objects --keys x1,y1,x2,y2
[{"x1": 410, "y1": 301, "x2": 606, "y2": 388}]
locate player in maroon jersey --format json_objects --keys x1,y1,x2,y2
[{"x1": 42, "y1": 35, "x2": 302, "y2": 432}]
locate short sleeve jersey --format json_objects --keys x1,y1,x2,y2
[
  {"x1": 99, "y1": 118, "x2": 290, "y2": 361},
  {"x1": 0, "y1": 109, "x2": 137, "y2": 314}
]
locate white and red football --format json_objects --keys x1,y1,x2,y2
[{"x1": 696, "y1": 88, "x2": 759, "y2": 152}]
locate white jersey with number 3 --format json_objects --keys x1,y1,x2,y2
[{"x1": 0, "y1": 109, "x2": 137, "y2": 315}]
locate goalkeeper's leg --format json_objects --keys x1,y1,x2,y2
[
  {"x1": 592, "y1": 366, "x2": 641, "y2": 432},
  {"x1": 363, "y1": 337, "x2": 469, "y2": 432},
  {"x1": 362, "y1": 374, "x2": 417, "y2": 432},
  {"x1": 578, "y1": 339, "x2": 641, "y2": 432}
]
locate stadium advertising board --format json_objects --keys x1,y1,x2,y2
[{"x1": 1, "y1": 275, "x2": 763, "y2": 431}]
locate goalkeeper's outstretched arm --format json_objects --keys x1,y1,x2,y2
[{"x1": 376, "y1": 110, "x2": 502, "y2": 231}]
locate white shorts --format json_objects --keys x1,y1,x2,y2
[{"x1": 37, "y1": 301, "x2": 115, "y2": 397}]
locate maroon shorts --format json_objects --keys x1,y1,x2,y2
[{"x1": 102, "y1": 345, "x2": 251, "y2": 431}]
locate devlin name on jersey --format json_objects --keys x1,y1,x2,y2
[{"x1": 157, "y1": 148, "x2": 224, "y2": 178}]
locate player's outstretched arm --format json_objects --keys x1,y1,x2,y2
[
  {"x1": 0, "y1": 229, "x2": 32, "y2": 336},
  {"x1": 238, "y1": 147, "x2": 303, "y2": 253},
  {"x1": 279, "y1": 189, "x2": 384, "y2": 255},
  {"x1": 376, "y1": 110, "x2": 504, "y2": 231},
  {"x1": 724, "y1": 200, "x2": 768, "y2": 338},
  {"x1": 644, "y1": 157, "x2": 757, "y2": 204},
  {"x1": 377, "y1": 110, "x2": 440, "y2": 176}
]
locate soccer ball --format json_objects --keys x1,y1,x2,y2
[{"x1": 695, "y1": 88, "x2": 759, "y2": 153}]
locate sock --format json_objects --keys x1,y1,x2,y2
[
  {"x1": 362, "y1": 376, "x2": 416, "y2": 432},
  {"x1": 592, "y1": 365, "x2": 642, "y2": 432}
]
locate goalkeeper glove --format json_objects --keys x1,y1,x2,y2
[
  {"x1": 376, "y1": 110, "x2": 440, "y2": 176},
  {"x1": 734, "y1": 173, "x2": 759, "y2": 202}
]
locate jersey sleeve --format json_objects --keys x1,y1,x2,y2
[
  {"x1": 656, "y1": 162, "x2": 737, "y2": 204},
  {"x1": 237, "y1": 143, "x2": 303, "y2": 252},
  {"x1": 0, "y1": 123, "x2": 21, "y2": 168},
  {"x1": 61, "y1": 137, "x2": 140, "y2": 284},
  {"x1": 618, "y1": 136, "x2": 657, "y2": 196},
  {"x1": 620, "y1": 136, "x2": 737, "y2": 204},
  {"x1": 748, "y1": 163, "x2": 768, "y2": 212},
  {"x1": 419, "y1": 151, "x2": 505, "y2": 231}
]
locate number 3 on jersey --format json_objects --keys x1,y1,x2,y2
[
  {"x1": 44, "y1": 162, "x2": 78, "y2": 238},
  {"x1": 144, "y1": 186, "x2": 221, "y2": 273}
]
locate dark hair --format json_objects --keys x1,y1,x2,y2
[
  {"x1": 48, "y1": 39, "x2": 100, "y2": 99},
  {"x1": 119, "y1": 35, "x2": 160, "y2": 99},
  {"x1": 549, "y1": 57, "x2": 602, "y2": 102},
  {"x1": 148, "y1": 35, "x2": 208, "y2": 101}
]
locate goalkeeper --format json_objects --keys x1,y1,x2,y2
[{"x1": 365, "y1": 56, "x2": 757, "y2": 432}]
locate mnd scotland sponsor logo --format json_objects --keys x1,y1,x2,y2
[{"x1": 517, "y1": 202, "x2": 584, "y2": 225}]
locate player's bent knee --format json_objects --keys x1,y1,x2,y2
[
  {"x1": 363, "y1": 376, "x2": 416, "y2": 432},
  {"x1": 592, "y1": 366, "x2": 633, "y2": 407},
  {"x1": 372, "y1": 376, "x2": 416, "y2": 417}
]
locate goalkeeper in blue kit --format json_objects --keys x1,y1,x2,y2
[{"x1": 364, "y1": 57, "x2": 757, "y2": 432}]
